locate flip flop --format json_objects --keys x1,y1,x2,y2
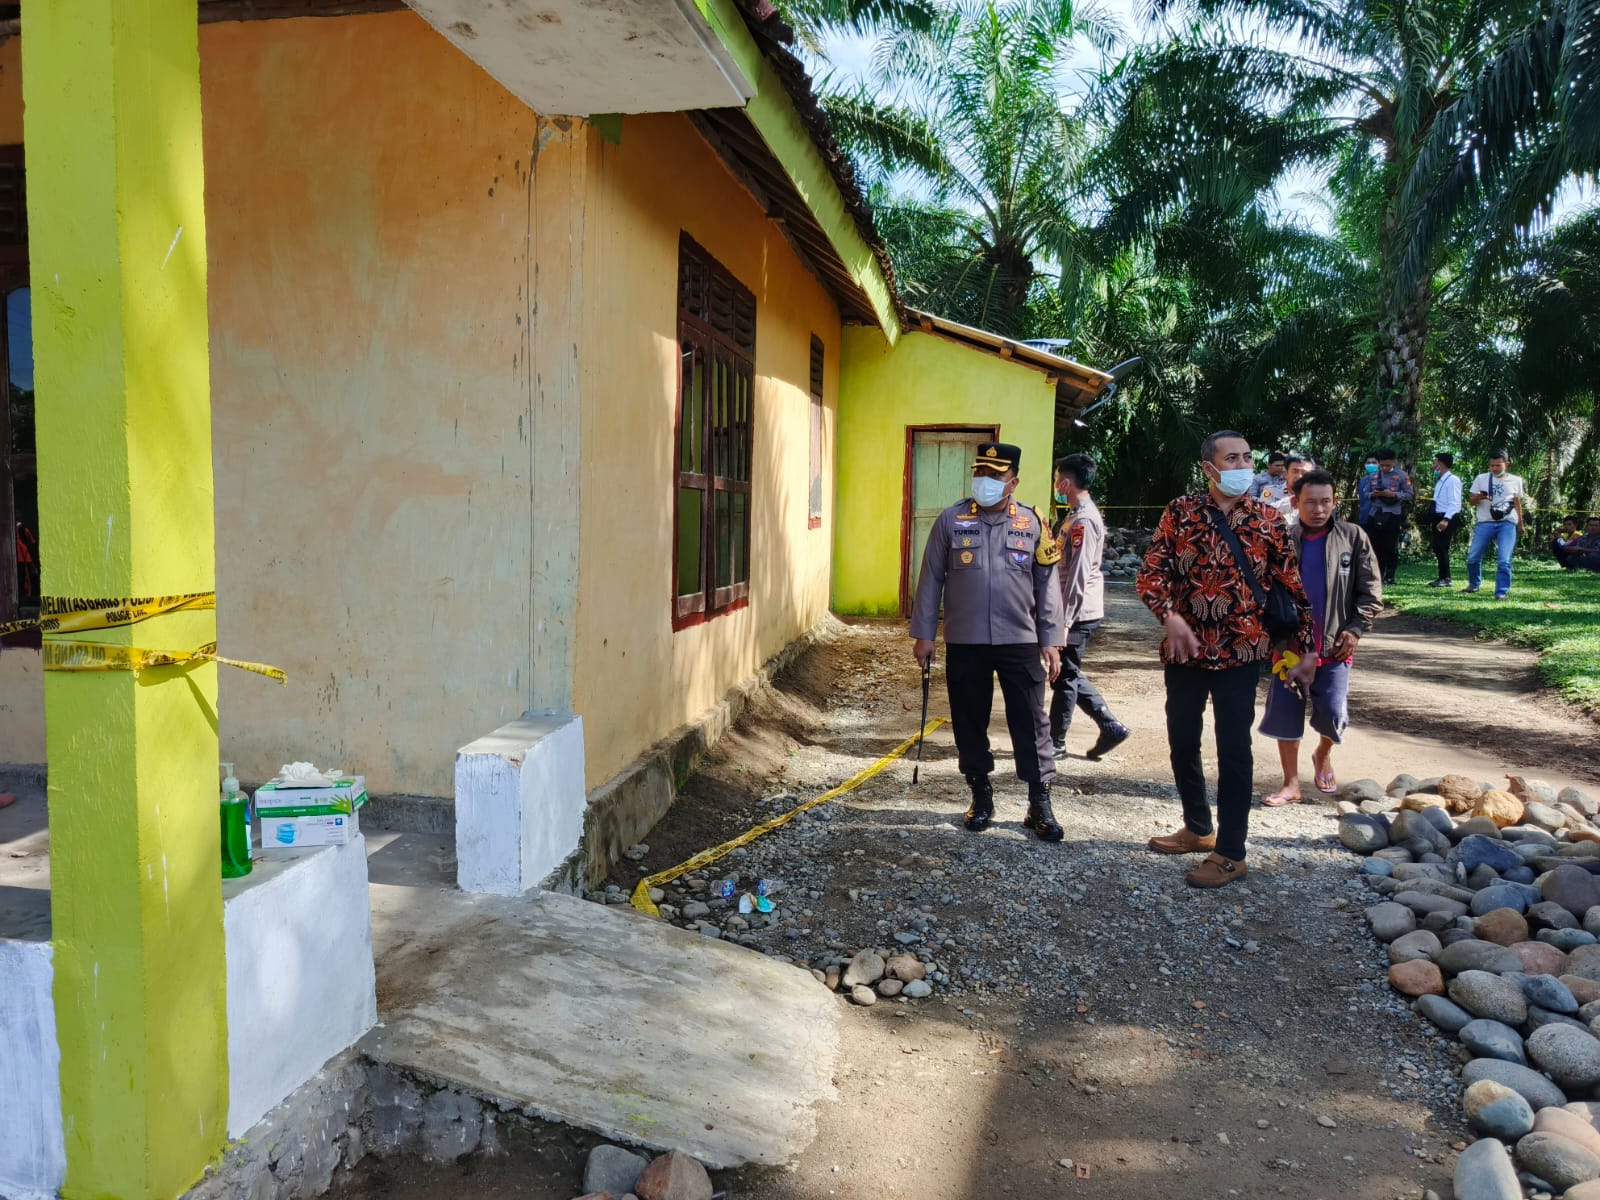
[
  {"x1": 1313, "y1": 764, "x2": 1337, "y2": 793},
  {"x1": 1261, "y1": 789, "x2": 1301, "y2": 807}
]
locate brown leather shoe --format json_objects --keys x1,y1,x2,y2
[
  {"x1": 1185, "y1": 853, "x2": 1248, "y2": 888},
  {"x1": 1147, "y1": 826, "x2": 1217, "y2": 855}
]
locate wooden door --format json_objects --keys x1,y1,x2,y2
[{"x1": 901, "y1": 426, "x2": 996, "y2": 615}]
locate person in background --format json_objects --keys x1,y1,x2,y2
[
  {"x1": 1552, "y1": 516, "x2": 1587, "y2": 568},
  {"x1": 1259, "y1": 470, "x2": 1383, "y2": 804},
  {"x1": 1362, "y1": 448, "x2": 1413, "y2": 586},
  {"x1": 1561, "y1": 515, "x2": 1600, "y2": 572},
  {"x1": 1250, "y1": 451, "x2": 1290, "y2": 508},
  {"x1": 1356, "y1": 454, "x2": 1380, "y2": 525},
  {"x1": 910, "y1": 442, "x2": 1067, "y2": 843},
  {"x1": 1428, "y1": 451, "x2": 1463, "y2": 587},
  {"x1": 1277, "y1": 455, "x2": 1313, "y2": 527},
  {"x1": 1136, "y1": 430, "x2": 1315, "y2": 888},
  {"x1": 1048, "y1": 454, "x2": 1131, "y2": 762},
  {"x1": 1466, "y1": 450, "x2": 1526, "y2": 598}
]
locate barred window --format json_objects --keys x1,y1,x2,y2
[{"x1": 674, "y1": 235, "x2": 754, "y2": 627}]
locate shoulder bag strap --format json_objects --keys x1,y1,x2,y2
[{"x1": 1204, "y1": 505, "x2": 1269, "y2": 609}]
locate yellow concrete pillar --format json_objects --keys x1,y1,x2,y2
[{"x1": 21, "y1": 1, "x2": 227, "y2": 1196}]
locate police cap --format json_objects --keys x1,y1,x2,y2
[{"x1": 973, "y1": 442, "x2": 1021, "y2": 473}]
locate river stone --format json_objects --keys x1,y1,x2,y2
[
  {"x1": 1395, "y1": 891, "x2": 1469, "y2": 920},
  {"x1": 1543, "y1": 928, "x2": 1598, "y2": 951},
  {"x1": 1458, "y1": 835, "x2": 1527, "y2": 876},
  {"x1": 1513, "y1": 940, "x2": 1570, "y2": 977},
  {"x1": 1462, "y1": 1058, "x2": 1568, "y2": 1110},
  {"x1": 1528, "y1": 1005, "x2": 1590, "y2": 1033},
  {"x1": 1475, "y1": 910, "x2": 1532, "y2": 948},
  {"x1": 1388, "y1": 960, "x2": 1444, "y2": 997},
  {"x1": 1391, "y1": 809, "x2": 1444, "y2": 848},
  {"x1": 1417, "y1": 993, "x2": 1474, "y2": 1033},
  {"x1": 1472, "y1": 884, "x2": 1533, "y2": 917},
  {"x1": 1513, "y1": 973, "x2": 1581, "y2": 1015},
  {"x1": 1342, "y1": 778, "x2": 1385, "y2": 803},
  {"x1": 1537, "y1": 1107, "x2": 1600, "y2": 1160},
  {"x1": 1441, "y1": 927, "x2": 1477, "y2": 947},
  {"x1": 1418, "y1": 805, "x2": 1453, "y2": 833},
  {"x1": 1461, "y1": 1019, "x2": 1529, "y2": 1064},
  {"x1": 1365, "y1": 901, "x2": 1417, "y2": 942},
  {"x1": 583, "y1": 1145, "x2": 650, "y2": 1198},
  {"x1": 1545, "y1": 866, "x2": 1600, "y2": 917},
  {"x1": 1437, "y1": 939, "x2": 1523, "y2": 976},
  {"x1": 1361, "y1": 857, "x2": 1394, "y2": 878},
  {"x1": 1451, "y1": 971, "x2": 1529, "y2": 1026},
  {"x1": 1466, "y1": 1080, "x2": 1537, "y2": 1141},
  {"x1": 1389, "y1": 929, "x2": 1442, "y2": 965},
  {"x1": 1567, "y1": 945, "x2": 1600, "y2": 982},
  {"x1": 1474, "y1": 789, "x2": 1525, "y2": 827},
  {"x1": 1531, "y1": 901, "x2": 1582, "y2": 933},
  {"x1": 1394, "y1": 862, "x2": 1454, "y2": 884},
  {"x1": 633, "y1": 1150, "x2": 714, "y2": 1200},
  {"x1": 1566, "y1": 1101, "x2": 1600, "y2": 1131},
  {"x1": 1585, "y1": 909, "x2": 1600, "y2": 939},
  {"x1": 1515, "y1": 1131, "x2": 1600, "y2": 1192},
  {"x1": 1524, "y1": 800, "x2": 1570, "y2": 833},
  {"x1": 1340, "y1": 813, "x2": 1390, "y2": 853},
  {"x1": 843, "y1": 950, "x2": 886, "y2": 987},
  {"x1": 1563, "y1": 787, "x2": 1599, "y2": 816},
  {"x1": 1453, "y1": 1134, "x2": 1522, "y2": 1200},
  {"x1": 1567, "y1": 977, "x2": 1600, "y2": 1005},
  {"x1": 1528, "y1": 1024, "x2": 1600, "y2": 1090},
  {"x1": 1374, "y1": 846, "x2": 1415, "y2": 865},
  {"x1": 1389, "y1": 772, "x2": 1421, "y2": 796}
]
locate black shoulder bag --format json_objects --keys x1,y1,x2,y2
[{"x1": 1204, "y1": 507, "x2": 1302, "y2": 642}]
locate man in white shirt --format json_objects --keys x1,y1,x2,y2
[
  {"x1": 1466, "y1": 450, "x2": 1525, "y2": 598},
  {"x1": 1427, "y1": 451, "x2": 1464, "y2": 587}
]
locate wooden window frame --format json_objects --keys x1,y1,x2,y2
[
  {"x1": 807, "y1": 335, "x2": 824, "y2": 530},
  {"x1": 673, "y1": 235, "x2": 755, "y2": 630}
]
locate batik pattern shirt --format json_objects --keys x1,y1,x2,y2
[{"x1": 1136, "y1": 494, "x2": 1315, "y2": 668}]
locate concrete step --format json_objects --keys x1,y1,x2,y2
[{"x1": 360, "y1": 885, "x2": 838, "y2": 1170}]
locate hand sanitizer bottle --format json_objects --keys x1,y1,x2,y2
[{"x1": 220, "y1": 762, "x2": 252, "y2": 879}]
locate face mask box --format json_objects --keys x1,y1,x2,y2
[{"x1": 254, "y1": 776, "x2": 368, "y2": 848}]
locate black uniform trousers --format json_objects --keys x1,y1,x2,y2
[
  {"x1": 1430, "y1": 512, "x2": 1461, "y2": 580},
  {"x1": 1165, "y1": 662, "x2": 1260, "y2": 862},
  {"x1": 1049, "y1": 620, "x2": 1114, "y2": 741},
  {"x1": 1365, "y1": 512, "x2": 1403, "y2": 583},
  {"x1": 945, "y1": 643, "x2": 1056, "y2": 788}
]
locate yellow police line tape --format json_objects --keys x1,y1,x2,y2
[
  {"x1": 0, "y1": 592, "x2": 286, "y2": 683},
  {"x1": 629, "y1": 716, "x2": 950, "y2": 917}
]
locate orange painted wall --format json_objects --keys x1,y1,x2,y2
[{"x1": 575, "y1": 112, "x2": 840, "y2": 790}]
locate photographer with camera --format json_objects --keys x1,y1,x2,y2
[{"x1": 1465, "y1": 450, "x2": 1525, "y2": 599}]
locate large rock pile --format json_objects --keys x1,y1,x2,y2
[
  {"x1": 1100, "y1": 527, "x2": 1153, "y2": 579},
  {"x1": 1341, "y1": 773, "x2": 1600, "y2": 1198}
]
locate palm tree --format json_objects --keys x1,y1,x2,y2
[
  {"x1": 1092, "y1": 0, "x2": 1542, "y2": 453},
  {"x1": 774, "y1": 0, "x2": 939, "y2": 53},
  {"x1": 820, "y1": 0, "x2": 1113, "y2": 335}
]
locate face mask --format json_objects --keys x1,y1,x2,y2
[
  {"x1": 1432, "y1": 468, "x2": 1442, "y2": 477},
  {"x1": 1211, "y1": 467, "x2": 1254, "y2": 497},
  {"x1": 1491, "y1": 466, "x2": 1506, "y2": 477},
  {"x1": 1364, "y1": 463, "x2": 1379, "y2": 474},
  {"x1": 972, "y1": 476, "x2": 1008, "y2": 507},
  {"x1": 1053, "y1": 490, "x2": 1069, "y2": 505}
]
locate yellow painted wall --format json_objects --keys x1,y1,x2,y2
[
  {"x1": 833, "y1": 325, "x2": 1057, "y2": 615},
  {"x1": 0, "y1": 17, "x2": 840, "y2": 796},
  {"x1": 574, "y1": 111, "x2": 840, "y2": 790}
]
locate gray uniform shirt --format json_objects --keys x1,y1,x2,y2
[
  {"x1": 1054, "y1": 496, "x2": 1106, "y2": 626},
  {"x1": 910, "y1": 499, "x2": 1065, "y2": 646}
]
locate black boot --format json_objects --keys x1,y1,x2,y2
[
  {"x1": 1024, "y1": 785, "x2": 1065, "y2": 842},
  {"x1": 1051, "y1": 736, "x2": 1067, "y2": 760},
  {"x1": 1085, "y1": 720, "x2": 1130, "y2": 761},
  {"x1": 964, "y1": 775, "x2": 994, "y2": 832}
]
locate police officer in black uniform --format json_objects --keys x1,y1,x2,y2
[{"x1": 910, "y1": 442, "x2": 1067, "y2": 841}]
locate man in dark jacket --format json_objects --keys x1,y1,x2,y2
[{"x1": 1258, "y1": 470, "x2": 1384, "y2": 804}]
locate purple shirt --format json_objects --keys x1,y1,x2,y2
[{"x1": 1301, "y1": 529, "x2": 1328, "y2": 656}]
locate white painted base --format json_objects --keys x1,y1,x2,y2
[
  {"x1": 222, "y1": 837, "x2": 378, "y2": 1139},
  {"x1": 0, "y1": 939, "x2": 64, "y2": 1200},
  {"x1": 455, "y1": 715, "x2": 585, "y2": 895}
]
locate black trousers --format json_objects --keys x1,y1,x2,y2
[
  {"x1": 1431, "y1": 513, "x2": 1460, "y2": 579},
  {"x1": 1365, "y1": 513, "x2": 1403, "y2": 582},
  {"x1": 1049, "y1": 620, "x2": 1116, "y2": 741},
  {"x1": 1164, "y1": 662, "x2": 1260, "y2": 862},
  {"x1": 945, "y1": 643, "x2": 1055, "y2": 787}
]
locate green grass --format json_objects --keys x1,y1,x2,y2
[{"x1": 1387, "y1": 558, "x2": 1600, "y2": 710}]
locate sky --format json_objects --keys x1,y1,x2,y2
[{"x1": 812, "y1": 6, "x2": 1588, "y2": 238}]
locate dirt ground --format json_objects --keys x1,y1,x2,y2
[{"x1": 330, "y1": 586, "x2": 1600, "y2": 1200}]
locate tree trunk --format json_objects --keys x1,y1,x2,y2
[{"x1": 1373, "y1": 200, "x2": 1431, "y2": 458}]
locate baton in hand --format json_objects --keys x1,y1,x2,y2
[{"x1": 912, "y1": 659, "x2": 931, "y2": 785}]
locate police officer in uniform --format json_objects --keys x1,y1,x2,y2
[{"x1": 910, "y1": 443, "x2": 1067, "y2": 842}]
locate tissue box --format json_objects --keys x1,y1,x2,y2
[
  {"x1": 255, "y1": 775, "x2": 368, "y2": 848},
  {"x1": 260, "y1": 810, "x2": 360, "y2": 848}
]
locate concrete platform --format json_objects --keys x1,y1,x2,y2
[{"x1": 360, "y1": 884, "x2": 839, "y2": 1170}]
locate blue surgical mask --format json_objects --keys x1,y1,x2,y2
[
  {"x1": 1213, "y1": 468, "x2": 1253, "y2": 498},
  {"x1": 1364, "y1": 463, "x2": 1379, "y2": 474},
  {"x1": 972, "y1": 476, "x2": 1008, "y2": 507},
  {"x1": 1053, "y1": 490, "x2": 1069, "y2": 505}
]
